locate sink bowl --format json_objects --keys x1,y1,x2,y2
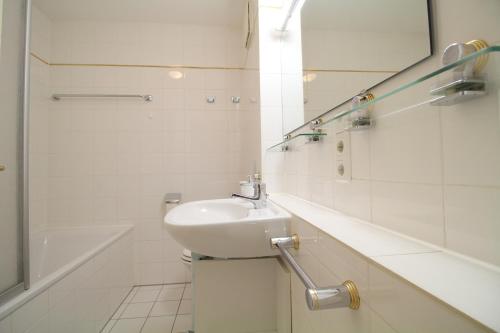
[{"x1": 164, "y1": 198, "x2": 291, "y2": 258}]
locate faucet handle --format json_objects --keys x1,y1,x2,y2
[
  {"x1": 253, "y1": 172, "x2": 262, "y2": 183},
  {"x1": 260, "y1": 183, "x2": 267, "y2": 198}
]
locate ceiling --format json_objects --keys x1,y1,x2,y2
[
  {"x1": 33, "y1": 0, "x2": 248, "y2": 26},
  {"x1": 301, "y1": 0, "x2": 430, "y2": 33}
]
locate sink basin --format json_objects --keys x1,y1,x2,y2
[{"x1": 164, "y1": 198, "x2": 291, "y2": 258}]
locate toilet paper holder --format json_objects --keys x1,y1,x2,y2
[{"x1": 165, "y1": 193, "x2": 182, "y2": 204}]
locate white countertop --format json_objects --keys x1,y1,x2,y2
[{"x1": 270, "y1": 193, "x2": 500, "y2": 332}]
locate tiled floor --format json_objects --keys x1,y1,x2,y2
[{"x1": 102, "y1": 283, "x2": 193, "y2": 333}]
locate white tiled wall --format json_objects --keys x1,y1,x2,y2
[
  {"x1": 289, "y1": 217, "x2": 491, "y2": 333},
  {"x1": 263, "y1": 0, "x2": 500, "y2": 266},
  {"x1": 29, "y1": 6, "x2": 261, "y2": 285},
  {"x1": 258, "y1": 0, "x2": 500, "y2": 331},
  {"x1": 0, "y1": 232, "x2": 134, "y2": 333}
]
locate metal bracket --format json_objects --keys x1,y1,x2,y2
[
  {"x1": 430, "y1": 39, "x2": 489, "y2": 106},
  {"x1": 346, "y1": 90, "x2": 374, "y2": 131},
  {"x1": 270, "y1": 234, "x2": 300, "y2": 250},
  {"x1": 271, "y1": 235, "x2": 360, "y2": 311},
  {"x1": 164, "y1": 192, "x2": 182, "y2": 204}
]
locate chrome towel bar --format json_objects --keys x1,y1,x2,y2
[
  {"x1": 271, "y1": 234, "x2": 360, "y2": 311},
  {"x1": 52, "y1": 93, "x2": 153, "y2": 101}
]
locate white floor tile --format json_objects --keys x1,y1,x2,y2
[
  {"x1": 178, "y1": 300, "x2": 192, "y2": 315},
  {"x1": 150, "y1": 301, "x2": 180, "y2": 317},
  {"x1": 137, "y1": 285, "x2": 163, "y2": 292},
  {"x1": 182, "y1": 285, "x2": 191, "y2": 300},
  {"x1": 157, "y1": 286, "x2": 184, "y2": 301},
  {"x1": 141, "y1": 316, "x2": 176, "y2": 333},
  {"x1": 121, "y1": 302, "x2": 154, "y2": 319},
  {"x1": 101, "y1": 320, "x2": 116, "y2": 333},
  {"x1": 123, "y1": 288, "x2": 138, "y2": 303},
  {"x1": 172, "y1": 314, "x2": 192, "y2": 333},
  {"x1": 110, "y1": 318, "x2": 145, "y2": 333},
  {"x1": 131, "y1": 290, "x2": 160, "y2": 303},
  {"x1": 162, "y1": 283, "x2": 185, "y2": 289},
  {"x1": 112, "y1": 304, "x2": 128, "y2": 319}
]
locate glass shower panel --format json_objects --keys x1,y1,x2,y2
[{"x1": 0, "y1": 0, "x2": 28, "y2": 296}]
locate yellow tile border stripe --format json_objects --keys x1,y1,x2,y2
[
  {"x1": 30, "y1": 52, "x2": 252, "y2": 70},
  {"x1": 303, "y1": 68, "x2": 399, "y2": 74},
  {"x1": 31, "y1": 52, "x2": 397, "y2": 74},
  {"x1": 30, "y1": 52, "x2": 50, "y2": 65}
]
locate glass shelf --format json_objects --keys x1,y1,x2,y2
[
  {"x1": 267, "y1": 133, "x2": 327, "y2": 151},
  {"x1": 268, "y1": 45, "x2": 500, "y2": 151}
]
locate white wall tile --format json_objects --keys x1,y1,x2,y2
[
  {"x1": 370, "y1": 104, "x2": 442, "y2": 184},
  {"x1": 371, "y1": 181, "x2": 445, "y2": 246},
  {"x1": 11, "y1": 291, "x2": 48, "y2": 333},
  {"x1": 444, "y1": 185, "x2": 500, "y2": 266},
  {"x1": 368, "y1": 263, "x2": 489, "y2": 333},
  {"x1": 0, "y1": 317, "x2": 12, "y2": 333},
  {"x1": 333, "y1": 180, "x2": 371, "y2": 221},
  {"x1": 440, "y1": 89, "x2": 500, "y2": 187}
]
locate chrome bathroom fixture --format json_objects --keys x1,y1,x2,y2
[
  {"x1": 52, "y1": 93, "x2": 153, "y2": 102},
  {"x1": 231, "y1": 175, "x2": 268, "y2": 209},
  {"x1": 206, "y1": 96, "x2": 216, "y2": 103},
  {"x1": 271, "y1": 234, "x2": 360, "y2": 311},
  {"x1": 430, "y1": 39, "x2": 489, "y2": 106},
  {"x1": 165, "y1": 192, "x2": 182, "y2": 205},
  {"x1": 347, "y1": 90, "x2": 374, "y2": 130},
  {"x1": 309, "y1": 118, "x2": 323, "y2": 130},
  {"x1": 231, "y1": 96, "x2": 241, "y2": 104},
  {"x1": 306, "y1": 119, "x2": 325, "y2": 143}
]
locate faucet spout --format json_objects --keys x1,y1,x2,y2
[{"x1": 232, "y1": 183, "x2": 267, "y2": 208}]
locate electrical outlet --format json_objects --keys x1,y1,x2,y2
[{"x1": 335, "y1": 131, "x2": 351, "y2": 182}]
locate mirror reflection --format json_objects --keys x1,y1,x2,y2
[{"x1": 284, "y1": 0, "x2": 432, "y2": 133}]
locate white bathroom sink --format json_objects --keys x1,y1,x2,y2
[{"x1": 164, "y1": 198, "x2": 291, "y2": 258}]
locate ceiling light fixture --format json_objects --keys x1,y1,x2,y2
[
  {"x1": 168, "y1": 71, "x2": 184, "y2": 80},
  {"x1": 303, "y1": 72, "x2": 317, "y2": 82}
]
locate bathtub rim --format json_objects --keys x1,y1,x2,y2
[{"x1": 0, "y1": 224, "x2": 133, "y2": 321}]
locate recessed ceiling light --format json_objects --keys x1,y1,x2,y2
[
  {"x1": 169, "y1": 71, "x2": 184, "y2": 79},
  {"x1": 303, "y1": 72, "x2": 317, "y2": 82}
]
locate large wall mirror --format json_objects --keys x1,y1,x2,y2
[{"x1": 283, "y1": 0, "x2": 433, "y2": 134}]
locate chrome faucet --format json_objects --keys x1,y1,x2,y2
[{"x1": 232, "y1": 181, "x2": 268, "y2": 209}]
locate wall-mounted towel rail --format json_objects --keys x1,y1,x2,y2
[
  {"x1": 271, "y1": 234, "x2": 360, "y2": 311},
  {"x1": 52, "y1": 93, "x2": 153, "y2": 101}
]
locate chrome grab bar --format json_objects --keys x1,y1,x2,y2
[
  {"x1": 270, "y1": 234, "x2": 360, "y2": 311},
  {"x1": 52, "y1": 93, "x2": 153, "y2": 101}
]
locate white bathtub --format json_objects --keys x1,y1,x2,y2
[{"x1": 0, "y1": 225, "x2": 134, "y2": 333}]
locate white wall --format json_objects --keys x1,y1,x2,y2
[
  {"x1": 289, "y1": 217, "x2": 491, "y2": 333},
  {"x1": 259, "y1": 0, "x2": 500, "y2": 330},
  {"x1": 29, "y1": 8, "x2": 261, "y2": 285}
]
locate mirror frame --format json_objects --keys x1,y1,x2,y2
[{"x1": 285, "y1": 0, "x2": 434, "y2": 135}]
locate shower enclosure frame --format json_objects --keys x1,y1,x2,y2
[{"x1": 0, "y1": 0, "x2": 32, "y2": 304}]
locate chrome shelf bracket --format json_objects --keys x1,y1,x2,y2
[{"x1": 270, "y1": 234, "x2": 360, "y2": 311}]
